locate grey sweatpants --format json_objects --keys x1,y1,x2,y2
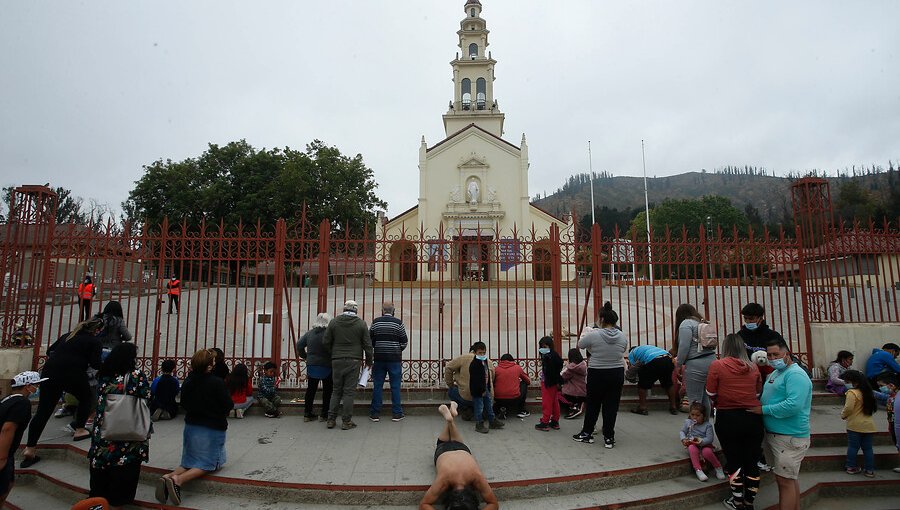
[
  {"x1": 683, "y1": 354, "x2": 715, "y2": 417},
  {"x1": 329, "y1": 359, "x2": 361, "y2": 421}
]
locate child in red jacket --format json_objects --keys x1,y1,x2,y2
[{"x1": 493, "y1": 354, "x2": 531, "y2": 419}]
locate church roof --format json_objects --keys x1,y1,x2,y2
[
  {"x1": 385, "y1": 204, "x2": 419, "y2": 225},
  {"x1": 427, "y1": 123, "x2": 520, "y2": 153},
  {"x1": 530, "y1": 203, "x2": 566, "y2": 223}
]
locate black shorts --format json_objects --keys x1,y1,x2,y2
[
  {"x1": 0, "y1": 457, "x2": 14, "y2": 496},
  {"x1": 434, "y1": 439, "x2": 471, "y2": 465},
  {"x1": 637, "y1": 356, "x2": 675, "y2": 390},
  {"x1": 89, "y1": 463, "x2": 141, "y2": 507}
]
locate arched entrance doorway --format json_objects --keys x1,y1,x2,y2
[
  {"x1": 533, "y1": 242, "x2": 552, "y2": 281},
  {"x1": 390, "y1": 241, "x2": 418, "y2": 281}
]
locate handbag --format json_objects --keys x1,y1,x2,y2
[{"x1": 100, "y1": 372, "x2": 151, "y2": 442}]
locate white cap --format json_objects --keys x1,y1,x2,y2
[{"x1": 11, "y1": 371, "x2": 48, "y2": 387}]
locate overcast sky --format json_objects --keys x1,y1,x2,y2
[{"x1": 1, "y1": 0, "x2": 898, "y2": 218}]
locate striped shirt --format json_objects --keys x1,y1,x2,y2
[{"x1": 370, "y1": 314, "x2": 408, "y2": 362}]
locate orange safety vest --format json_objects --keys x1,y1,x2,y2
[
  {"x1": 78, "y1": 283, "x2": 94, "y2": 300},
  {"x1": 167, "y1": 279, "x2": 181, "y2": 296}
]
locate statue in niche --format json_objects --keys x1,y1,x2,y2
[
  {"x1": 486, "y1": 186, "x2": 497, "y2": 203},
  {"x1": 467, "y1": 180, "x2": 479, "y2": 204},
  {"x1": 449, "y1": 185, "x2": 463, "y2": 203}
]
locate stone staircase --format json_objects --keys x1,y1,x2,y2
[{"x1": 9, "y1": 380, "x2": 899, "y2": 510}]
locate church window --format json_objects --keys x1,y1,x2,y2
[
  {"x1": 470, "y1": 8, "x2": 477, "y2": 17},
  {"x1": 469, "y1": 43, "x2": 478, "y2": 59},
  {"x1": 476, "y1": 78, "x2": 486, "y2": 110},
  {"x1": 461, "y1": 78, "x2": 472, "y2": 110}
]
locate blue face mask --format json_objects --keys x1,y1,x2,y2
[
  {"x1": 475, "y1": 354, "x2": 487, "y2": 361},
  {"x1": 538, "y1": 347, "x2": 550, "y2": 355},
  {"x1": 879, "y1": 385, "x2": 890, "y2": 394},
  {"x1": 28, "y1": 387, "x2": 40, "y2": 401},
  {"x1": 769, "y1": 357, "x2": 787, "y2": 371},
  {"x1": 744, "y1": 322, "x2": 759, "y2": 331}
]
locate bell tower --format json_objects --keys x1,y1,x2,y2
[{"x1": 442, "y1": 0, "x2": 506, "y2": 138}]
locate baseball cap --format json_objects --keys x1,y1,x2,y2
[
  {"x1": 344, "y1": 300, "x2": 359, "y2": 312},
  {"x1": 11, "y1": 371, "x2": 48, "y2": 387}
]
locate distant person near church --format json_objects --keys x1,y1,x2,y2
[
  {"x1": 369, "y1": 302, "x2": 408, "y2": 422},
  {"x1": 77, "y1": 274, "x2": 96, "y2": 322},
  {"x1": 167, "y1": 276, "x2": 181, "y2": 314},
  {"x1": 323, "y1": 300, "x2": 373, "y2": 430}
]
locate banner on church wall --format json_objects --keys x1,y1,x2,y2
[
  {"x1": 499, "y1": 240, "x2": 521, "y2": 271},
  {"x1": 427, "y1": 242, "x2": 450, "y2": 272}
]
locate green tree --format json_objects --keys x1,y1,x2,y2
[
  {"x1": 123, "y1": 140, "x2": 387, "y2": 232},
  {"x1": 834, "y1": 180, "x2": 879, "y2": 224},
  {"x1": 630, "y1": 195, "x2": 749, "y2": 239}
]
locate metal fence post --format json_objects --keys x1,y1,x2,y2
[
  {"x1": 272, "y1": 218, "x2": 286, "y2": 369},
  {"x1": 317, "y1": 219, "x2": 330, "y2": 313},
  {"x1": 550, "y1": 224, "x2": 562, "y2": 350}
]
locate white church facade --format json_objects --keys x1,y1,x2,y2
[{"x1": 375, "y1": 1, "x2": 574, "y2": 283}]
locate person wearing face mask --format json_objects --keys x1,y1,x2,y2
[
  {"x1": 749, "y1": 338, "x2": 812, "y2": 510},
  {"x1": 534, "y1": 336, "x2": 564, "y2": 431},
  {"x1": 445, "y1": 344, "x2": 481, "y2": 421},
  {"x1": 737, "y1": 303, "x2": 783, "y2": 376},
  {"x1": 467, "y1": 342, "x2": 504, "y2": 434},
  {"x1": 0, "y1": 371, "x2": 47, "y2": 505}
]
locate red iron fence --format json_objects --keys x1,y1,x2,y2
[{"x1": 1, "y1": 184, "x2": 898, "y2": 384}]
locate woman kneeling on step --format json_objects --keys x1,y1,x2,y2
[{"x1": 156, "y1": 348, "x2": 233, "y2": 506}]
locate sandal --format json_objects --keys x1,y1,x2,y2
[
  {"x1": 630, "y1": 407, "x2": 649, "y2": 416},
  {"x1": 165, "y1": 476, "x2": 182, "y2": 505}
]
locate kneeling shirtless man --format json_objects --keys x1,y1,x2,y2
[{"x1": 420, "y1": 402, "x2": 499, "y2": 510}]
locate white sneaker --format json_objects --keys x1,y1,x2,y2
[
  {"x1": 235, "y1": 408, "x2": 244, "y2": 419},
  {"x1": 893, "y1": 467, "x2": 900, "y2": 473},
  {"x1": 757, "y1": 461, "x2": 772, "y2": 472},
  {"x1": 715, "y1": 467, "x2": 726, "y2": 480},
  {"x1": 516, "y1": 411, "x2": 531, "y2": 418},
  {"x1": 695, "y1": 469, "x2": 709, "y2": 482}
]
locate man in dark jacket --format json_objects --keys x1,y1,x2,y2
[
  {"x1": 368, "y1": 302, "x2": 408, "y2": 422},
  {"x1": 737, "y1": 303, "x2": 785, "y2": 352},
  {"x1": 324, "y1": 300, "x2": 373, "y2": 430}
]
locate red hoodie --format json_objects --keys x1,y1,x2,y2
[
  {"x1": 494, "y1": 360, "x2": 531, "y2": 400},
  {"x1": 705, "y1": 357, "x2": 762, "y2": 410}
]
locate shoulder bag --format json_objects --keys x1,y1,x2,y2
[{"x1": 101, "y1": 372, "x2": 152, "y2": 442}]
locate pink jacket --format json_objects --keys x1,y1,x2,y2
[{"x1": 561, "y1": 361, "x2": 587, "y2": 397}]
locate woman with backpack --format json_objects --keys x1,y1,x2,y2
[{"x1": 675, "y1": 304, "x2": 717, "y2": 418}]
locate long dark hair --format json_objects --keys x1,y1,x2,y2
[
  {"x1": 841, "y1": 370, "x2": 877, "y2": 416},
  {"x1": 226, "y1": 363, "x2": 250, "y2": 394},
  {"x1": 98, "y1": 342, "x2": 137, "y2": 380},
  {"x1": 675, "y1": 303, "x2": 703, "y2": 329}
]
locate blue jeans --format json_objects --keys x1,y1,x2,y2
[
  {"x1": 447, "y1": 387, "x2": 474, "y2": 410},
  {"x1": 370, "y1": 361, "x2": 403, "y2": 416},
  {"x1": 846, "y1": 430, "x2": 874, "y2": 471},
  {"x1": 473, "y1": 391, "x2": 495, "y2": 423}
]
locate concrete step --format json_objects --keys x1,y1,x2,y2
[
  {"x1": 15, "y1": 441, "x2": 898, "y2": 509},
  {"x1": 234, "y1": 391, "x2": 843, "y2": 416}
]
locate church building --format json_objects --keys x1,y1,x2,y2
[{"x1": 375, "y1": 1, "x2": 574, "y2": 283}]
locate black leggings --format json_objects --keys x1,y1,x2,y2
[
  {"x1": 580, "y1": 367, "x2": 624, "y2": 440},
  {"x1": 27, "y1": 374, "x2": 93, "y2": 447},
  {"x1": 715, "y1": 409, "x2": 764, "y2": 505},
  {"x1": 304, "y1": 375, "x2": 333, "y2": 417}
]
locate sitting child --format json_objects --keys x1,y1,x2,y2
[
  {"x1": 227, "y1": 363, "x2": 254, "y2": 418},
  {"x1": 680, "y1": 402, "x2": 725, "y2": 482},
  {"x1": 258, "y1": 361, "x2": 282, "y2": 418},
  {"x1": 826, "y1": 350, "x2": 854, "y2": 395},
  {"x1": 150, "y1": 359, "x2": 181, "y2": 421},
  {"x1": 560, "y1": 348, "x2": 587, "y2": 419}
]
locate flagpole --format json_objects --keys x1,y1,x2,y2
[{"x1": 642, "y1": 140, "x2": 653, "y2": 285}]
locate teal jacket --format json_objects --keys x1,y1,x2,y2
[{"x1": 761, "y1": 363, "x2": 812, "y2": 437}]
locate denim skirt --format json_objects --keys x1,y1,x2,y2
[{"x1": 181, "y1": 423, "x2": 227, "y2": 471}]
